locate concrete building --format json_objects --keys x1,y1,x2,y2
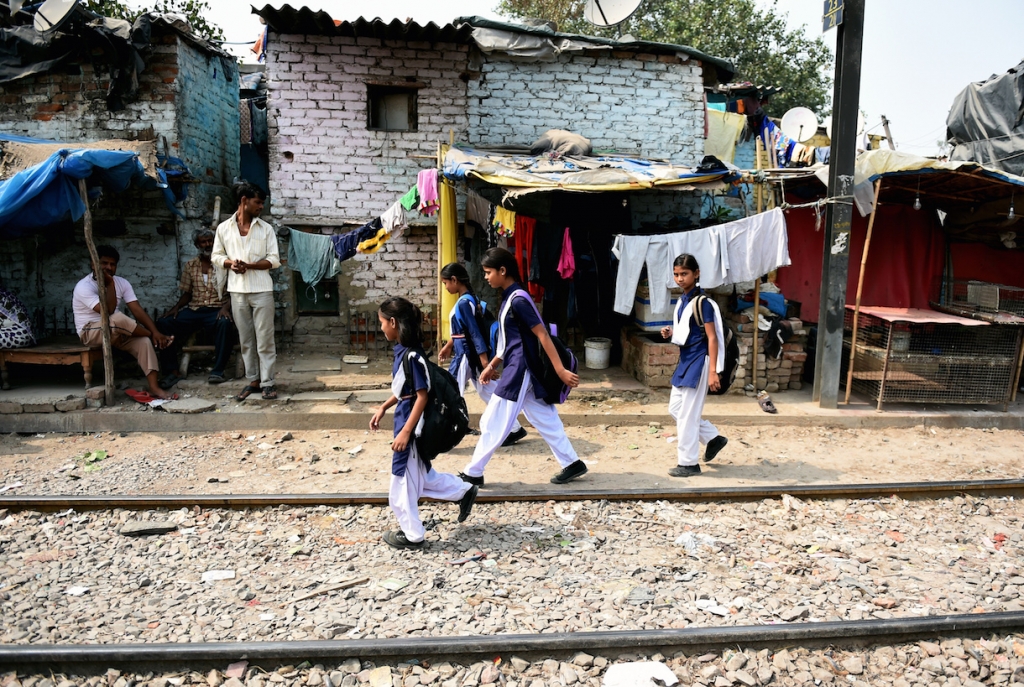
[{"x1": 0, "y1": 16, "x2": 239, "y2": 334}]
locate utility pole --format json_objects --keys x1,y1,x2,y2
[
  {"x1": 813, "y1": 0, "x2": 866, "y2": 408},
  {"x1": 881, "y1": 115, "x2": 895, "y2": 150}
]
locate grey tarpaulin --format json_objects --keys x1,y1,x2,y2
[{"x1": 946, "y1": 59, "x2": 1024, "y2": 176}]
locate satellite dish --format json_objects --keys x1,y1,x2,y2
[
  {"x1": 584, "y1": 0, "x2": 642, "y2": 27},
  {"x1": 780, "y1": 107, "x2": 819, "y2": 143},
  {"x1": 33, "y1": 0, "x2": 80, "y2": 32}
]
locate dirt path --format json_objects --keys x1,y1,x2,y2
[{"x1": 0, "y1": 424, "x2": 1020, "y2": 495}]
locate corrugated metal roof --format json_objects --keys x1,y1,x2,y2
[
  {"x1": 252, "y1": 4, "x2": 472, "y2": 43},
  {"x1": 455, "y1": 16, "x2": 734, "y2": 82}
]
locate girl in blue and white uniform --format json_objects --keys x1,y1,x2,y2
[
  {"x1": 370, "y1": 297, "x2": 478, "y2": 550},
  {"x1": 438, "y1": 262, "x2": 526, "y2": 447},
  {"x1": 460, "y1": 248, "x2": 587, "y2": 487},
  {"x1": 660, "y1": 254, "x2": 729, "y2": 477}
]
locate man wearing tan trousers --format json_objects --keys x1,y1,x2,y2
[
  {"x1": 212, "y1": 181, "x2": 281, "y2": 401},
  {"x1": 72, "y1": 244, "x2": 176, "y2": 400}
]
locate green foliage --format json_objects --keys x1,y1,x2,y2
[
  {"x1": 495, "y1": 0, "x2": 833, "y2": 116},
  {"x1": 82, "y1": 0, "x2": 224, "y2": 41}
]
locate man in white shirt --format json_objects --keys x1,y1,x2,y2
[
  {"x1": 211, "y1": 181, "x2": 281, "y2": 401},
  {"x1": 72, "y1": 245, "x2": 176, "y2": 399}
]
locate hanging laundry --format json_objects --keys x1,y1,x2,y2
[
  {"x1": 417, "y1": 169, "x2": 439, "y2": 216},
  {"x1": 239, "y1": 99, "x2": 253, "y2": 144},
  {"x1": 331, "y1": 219, "x2": 383, "y2": 262},
  {"x1": 380, "y1": 200, "x2": 408, "y2": 239},
  {"x1": 399, "y1": 186, "x2": 419, "y2": 212},
  {"x1": 666, "y1": 226, "x2": 730, "y2": 290},
  {"x1": 557, "y1": 226, "x2": 575, "y2": 280},
  {"x1": 465, "y1": 190, "x2": 491, "y2": 238},
  {"x1": 357, "y1": 223, "x2": 391, "y2": 254},
  {"x1": 511, "y1": 215, "x2": 542, "y2": 302},
  {"x1": 718, "y1": 208, "x2": 791, "y2": 284},
  {"x1": 486, "y1": 204, "x2": 499, "y2": 248},
  {"x1": 612, "y1": 235, "x2": 673, "y2": 315},
  {"x1": 493, "y1": 206, "x2": 516, "y2": 237},
  {"x1": 251, "y1": 101, "x2": 268, "y2": 146},
  {"x1": 705, "y1": 110, "x2": 746, "y2": 164},
  {"x1": 287, "y1": 229, "x2": 341, "y2": 285}
]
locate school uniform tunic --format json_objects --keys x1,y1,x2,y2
[
  {"x1": 672, "y1": 286, "x2": 717, "y2": 388},
  {"x1": 448, "y1": 294, "x2": 490, "y2": 378},
  {"x1": 390, "y1": 343, "x2": 429, "y2": 477},
  {"x1": 492, "y1": 284, "x2": 549, "y2": 403}
]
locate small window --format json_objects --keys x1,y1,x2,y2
[{"x1": 367, "y1": 85, "x2": 418, "y2": 132}]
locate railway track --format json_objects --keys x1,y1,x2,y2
[
  {"x1": 0, "y1": 477, "x2": 1021, "y2": 511},
  {"x1": 1, "y1": 612, "x2": 1023, "y2": 671}
]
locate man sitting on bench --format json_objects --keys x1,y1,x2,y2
[
  {"x1": 156, "y1": 229, "x2": 235, "y2": 387},
  {"x1": 72, "y1": 244, "x2": 175, "y2": 399}
]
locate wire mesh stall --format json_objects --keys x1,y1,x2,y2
[{"x1": 842, "y1": 306, "x2": 1024, "y2": 410}]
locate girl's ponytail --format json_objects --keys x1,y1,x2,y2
[{"x1": 440, "y1": 262, "x2": 475, "y2": 297}]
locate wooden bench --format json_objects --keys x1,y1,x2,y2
[
  {"x1": 0, "y1": 342, "x2": 103, "y2": 389},
  {"x1": 179, "y1": 333, "x2": 244, "y2": 379}
]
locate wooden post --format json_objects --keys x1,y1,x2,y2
[
  {"x1": 79, "y1": 179, "x2": 115, "y2": 406},
  {"x1": 750, "y1": 138, "x2": 764, "y2": 392},
  {"x1": 844, "y1": 179, "x2": 883, "y2": 404}
]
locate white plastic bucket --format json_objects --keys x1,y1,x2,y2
[{"x1": 584, "y1": 337, "x2": 612, "y2": 369}]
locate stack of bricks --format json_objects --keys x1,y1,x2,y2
[
  {"x1": 620, "y1": 328, "x2": 677, "y2": 388},
  {"x1": 726, "y1": 310, "x2": 808, "y2": 394}
]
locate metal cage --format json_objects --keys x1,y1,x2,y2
[
  {"x1": 946, "y1": 279, "x2": 1024, "y2": 317},
  {"x1": 842, "y1": 310, "x2": 1023, "y2": 409}
]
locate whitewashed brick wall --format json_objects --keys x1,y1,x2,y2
[
  {"x1": 265, "y1": 35, "x2": 470, "y2": 225},
  {"x1": 468, "y1": 51, "x2": 706, "y2": 165}
]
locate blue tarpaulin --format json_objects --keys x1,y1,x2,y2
[{"x1": 0, "y1": 148, "x2": 148, "y2": 238}]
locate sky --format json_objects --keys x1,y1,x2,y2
[{"x1": 130, "y1": 0, "x2": 1024, "y2": 157}]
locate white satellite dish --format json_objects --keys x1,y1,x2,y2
[
  {"x1": 821, "y1": 112, "x2": 865, "y2": 140},
  {"x1": 33, "y1": 0, "x2": 80, "y2": 32},
  {"x1": 584, "y1": 0, "x2": 642, "y2": 27},
  {"x1": 780, "y1": 107, "x2": 819, "y2": 143}
]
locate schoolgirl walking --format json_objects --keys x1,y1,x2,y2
[
  {"x1": 437, "y1": 262, "x2": 526, "y2": 446},
  {"x1": 460, "y1": 248, "x2": 588, "y2": 486},
  {"x1": 661, "y1": 254, "x2": 729, "y2": 477},
  {"x1": 370, "y1": 297, "x2": 478, "y2": 550}
]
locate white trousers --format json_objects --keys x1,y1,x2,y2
[
  {"x1": 612, "y1": 235, "x2": 672, "y2": 316},
  {"x1": 389, "y1": 444, "x2": 472, "y2": 543},
  {"x1": 454, "y1": 356, "x2": 522, "y2": 433},
  {"x1": 463, "y1": 371, "x2": 578, "y2": 478},
  {"x1": 231, "y1": 291, "x2": 276, "y2": 386},
  {"x1": 669, "y1": 358, "x2": 719, "y2": 466}
]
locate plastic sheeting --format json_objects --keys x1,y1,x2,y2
[
  {"x1": 947, "y1": 58, "x2": 1024, "y2": 176},
  {"x1": 443, "y1": 146, "x2": 734, "y2": 192},
  {"x1": 0, "y1": 148, "x2": 147, "y2": 238}
]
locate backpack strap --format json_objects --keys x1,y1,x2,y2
[{"x1": 691, "y1": 294, "x2": 709, "y2": 340}]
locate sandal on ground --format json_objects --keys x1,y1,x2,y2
[
  {"x1": 235, "y1": 383, "x2": 261, "y2": 401},
  {"x1": 158, "y1": 373, "x2": 183, "y2": 390},
  {"x1": 261, "y1": 385, "x2": 278, "y2": 400},
  {"x1": 757, "y1": 390, "x2": 778, "y2": 414}
]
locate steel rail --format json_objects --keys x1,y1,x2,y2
[
  {"x1": 1, "y1": 479, "x2": 1021, "y2": 511},
  {"x1": 2, "y1": 612, "x2": 1023, "y2": 668}
]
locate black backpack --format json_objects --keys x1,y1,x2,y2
[
  {"x1": 402, "y1": 350, "x2": 471, "y2": 462},
  {"x1": 692, "y1": 295, "x2": 739, "y2": 396}
]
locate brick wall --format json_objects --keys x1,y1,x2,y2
[
  {"x1": 265, "y1": 34, "x2": 470, "y2": 225},
  {"x1": 0, "y1": 30, "x2": 239, "y2": 332},
  {"x1": 468, "y1": 50, "x2": 706, "y2": 165}
]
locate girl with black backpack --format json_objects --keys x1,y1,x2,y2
[
  {"x1": 460, "y1": 248, "x2": 588, "y2": 487},
  {"x1": 660, "y1": 254, "x2": 729, "y2": 478},
  {"x1": 438, "y1": 262, "x2": 526, "y2": 446},
  {"x1": 370, "y1": 297, "x2": 478, "y2": 550}
]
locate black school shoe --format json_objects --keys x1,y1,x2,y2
[
  {"x1": 458, "y1": 472, "x2": 484, "y2": 487},
  {"x1": 501, "y1": 427, "x2": 528, "y2": 447},
  {"x1": 383, "y1": 530, "x2": 424, "y2": 550},
  {"x1": 458, "y1": 485, "x2": 479, "y2": 523},
  {"x1": 668, "y1": 465, "x2": 701, "y2": 478},
  {"x1": 704, "y1": 436, "x2": 729, "y2": 462},
  {"x1": 550, "y1": 459, "x2": 588, "y2": 484}
]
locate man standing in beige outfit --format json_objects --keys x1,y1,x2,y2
[
  {"x1": 72, "y1": 244, "x2": 176, "y2": 400},
  {"x1": 212, "y1": 181, "x2": 281, "y2": 401}
]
